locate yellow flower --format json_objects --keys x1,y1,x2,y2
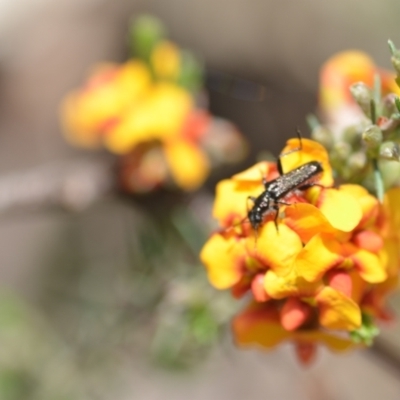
[
  {"x1": 104, "y1": 82, "x2": 193, "y2": 153},
  {"x1": 200, "y1": 138, "x2": 397, "y2": 362},
  {"x1": 61, "y1": 61, "x2": 151, "y2": 148}
]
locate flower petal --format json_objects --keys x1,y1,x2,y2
[
  {"x1": 232, "y1": 302, "x2": 290, "y2": 349},
  {"x1": 264, "y1": 269, "x2": 320, "y2": 299},
  {"x1": 248, "y1": 222, "x2": 303, "y2": 274},
  {"x1": 200, "y1": 233, "x2": 247, "y2": 289},
  {"x1": 316, "y1": 286, "x2": 361, "y2": 330},
  {"x1": 232, "y1": 161, "x2": 277, "y2": 182},
  {"x1": 280, "y1": 138, "x2": 333, "y2": 187},
  {"x1": 295, "y1": 234, "x2": 343, "y2": 282},
  {"x1": 163, "y1": 140, "x2": 210, "y2": 190},
  {"x1": 284, "y1": 203, "x2": 336, "y2": 243},
  {"x1": 351, "y1": 248, "x2": 387, "y2": 283},
  {"x1": 316, "y1": 188, "x2": 362, "y2": 232},
  {"x1": 295, "y1": 330, "x2": 355, "y2": 352},
  {"x1": 212, "y1": 179, "x2": 264, "y2": 228},
  {"x1": 280, "y1": 298, "x2": 312, "y2": 331}
]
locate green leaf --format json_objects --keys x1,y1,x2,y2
[
  {"x1": 350, "y1": 313, "x2": 379, "y2": 346},
  {"x1": 177, "y1": 51, "x2": 204, "y2": 91},
  {"x1": 129, "y1": 15, "x2": 166, "y2": 62}
]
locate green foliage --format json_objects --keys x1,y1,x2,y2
[
  {"x1": 129, "y1": 15, "x2": 166, "y2": 62},
  {"x1": 350, "y1": 313, "x2": 380, "y2": 346}
]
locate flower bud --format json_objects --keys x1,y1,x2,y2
[
  {"x1": 332, "y1": 141, "x2": 352, "y2": 160},
  {"x1": 382, "y1": 94, "x2": 398, "y2": 117},
  {"x1": 350, "y1": 82, "x2": 372, "y2": 117},
  {"x1": 388, "y1": 40, "x2": 400, "y2": 76},
  {"x1": 348, "y1": 151, "x2": 367, "y2": 173},
  {"x1": 379, "y1": 141, "x2": 400, "y2": 161},
  {"x1": 310, "y1": 126, "x2": 334, "y2": 150},
  {"x1": 362, "y1": 125, "x2": 383, "y2": 150}
]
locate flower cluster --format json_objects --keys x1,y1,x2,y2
[
  {"x1": 61, "y1": 16, "x2": 246, "y2": 193},
  {"x1": 311, "y1": 48, "x2": 400, "y2": 195},
  {"x1": 200, "y1": 138, "x2": 400, "y2": 364}
]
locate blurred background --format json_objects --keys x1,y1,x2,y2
[{"x1": 1, "y1": 0, "x2": 400, "y2": 399}]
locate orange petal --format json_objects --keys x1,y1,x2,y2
[
  {"x1": 251, "y1": 274, "x2": 270, "y2": 302},
  {"x1": 281, "y1": 298, "x2": 312, "y2": 331},
  {"x1": 248, "y1": 222, "x2": 303, "y2": 274},
  {"x1": 316, "y1": 188, "x2": 362, "y2": 232},
  {"x1": 280, "y1": 138, "x2": 333, "y2": 187},
  {"x1": 295, "y1": 234, "x2": 343, "y2": 282},
  {"x1": 232, "y1": 302, "x2": 290, "y2": 349},
  {"x1": 384, "y1": 188, "x2": 400, "y2": 235},
  {"x1": 200, "y1": 233, "x2": 246, "y2": 289},
  {"x1": 163, "y1": 140, "x2": 210, "y2": 190},
  {"x1": 316, "y1": 286, "x2": 361, "y2": 330},
  {"x1": 295, "y1": 330, "x2": 356, "y2": 352},
  {"x1": 284, "y1": 203, "x2": 336, "y2": 243},
  {"x1": 320, "y1": 51, "x2": 377, "y2": 112}
]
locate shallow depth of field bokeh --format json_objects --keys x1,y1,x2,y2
[{"x1": 1, "y1": 1, "x2": 400, "y2": 399}]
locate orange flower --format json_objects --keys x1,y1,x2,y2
[
  {"x1": 319, "y1": 51, "x2": 400, "y2": 127},
  {"x1": 200, "y1": 138, "x2": 398, "y2": 362}
]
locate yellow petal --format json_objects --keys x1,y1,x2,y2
[
  {"x1": 280, "y1": 138, "x2": 333, "y2": 187},
  {"x1": 163, "y1": 140, "x2": 210, "y2": 190},
  {"x1": 61, "y1": 61, "x2": 151, "y2": 148},
  {"x1": 316, "y1": 188, "x2": 362, "y2": 232},
  {"x1": 295, "y1": 234, "x2": 343, "y2": 282},
  {"x1": 384, "y1": 188, "x2": 400, "y2": 236},
  {"x1": 151, "y1": 40, "x2": 181, "y2": 80},
  {"x1": 264, "y1": 269, "x2": 320, "y2": 299},
  {"x1": 338, "y1": 184, "x2": 379, "y2": 228},
  {"x1": 248, "y1": 222, "x2": 303, "y2": 274},
  {"x1": 232, "y1": 161, "x2": 276, "y2": 182},
  {"x1": 317, "y1": 286, "x2": 361, "y2": 330},
  {"x1": 212, "y1": 179, "x2": 264, "y2": 228},
  {"x1": 200, "y1": 233, "x2": 247, "y2": 289},
  {"x1": 105, "y1": 83, "x2": 192, "y2": 153},
  {"x1": 351, "y1": 248, "x2": 387, "y2": 283}
]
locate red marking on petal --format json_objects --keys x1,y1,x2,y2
[
  {"x1": 281, "y1": 298, "x2": 312, "y2": 331},
  {"x1": 181, "y1": 110, "x2": 211, "y2": 142},
  {"x1": 231, "y1": 277, "x2": 251, "y2": 299},
  {"x1": 352, "y1": 230, "x2": 383, "y2": 253},
  {"x1": 326, "y1": 270, "x2": 352, "y2": 298},
  {"x1": 251, "y1": 274, "x2": 270, "y2": 302}
]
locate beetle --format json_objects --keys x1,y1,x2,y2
[{"x1": 247, "y1": 133, "x2": 324, "y2": 232}]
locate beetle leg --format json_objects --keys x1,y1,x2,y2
[
  {"x1": 277, "y1": 129, "x2": 303, "y2": 175},
  {"x1": 273, "y1": 203, "x2": 280, "y2": 232}
]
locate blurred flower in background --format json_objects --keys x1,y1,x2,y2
[{"x1": 61, "y1": 15, "x2": 247, "y2": 193}]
